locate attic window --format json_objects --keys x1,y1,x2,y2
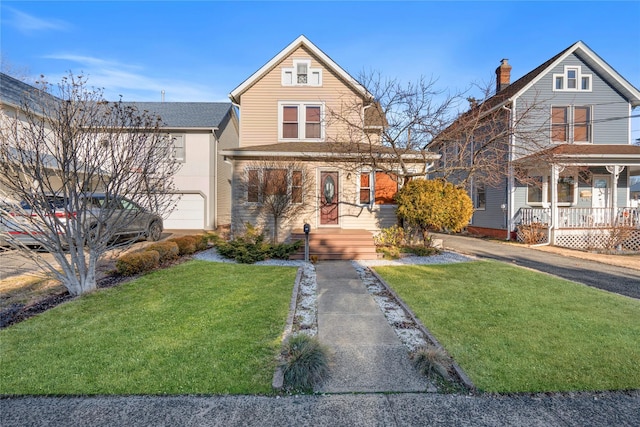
[
  {"x1": 282, "y1": 59, "x2": 322, "y2": 87},
  {"x1": 553, "y1": 65, "x2": 591, "y2": 92}
]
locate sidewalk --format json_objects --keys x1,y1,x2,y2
[{"x1": 314, "y1": 261, "x2": 428, "y2": 393}]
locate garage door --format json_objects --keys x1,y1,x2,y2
[{"x1": 163, "y1": 194, "x2": 205, "y2": 230}]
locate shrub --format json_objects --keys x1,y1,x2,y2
[
  {"x1": 280, "y1": 334, "x2": 330, "y2": 392},
  {"x1": 396, "y1": 179, "x2": 473, "y2": 245},
  {"x1": 116, "y1": 250, "x2": 160, "y2": 276},
  {"x1": 377, "y1": 246, "x2": 401, "y2": 259},
  {"x1": 193, "y1": 234, "x2": 210, "y2": 251},
  {"x1": 517, "y1": 223, "x2": 548, "y2": 245},
  {"x1": 169, "y1": 236, "x2": 198, "y2": 255},
  {"x1": 145, "y1": 241, "x2": 180, "y2": 263},
  {"x1": 374, "y1": 225, "x2": 406, "y2": 247},
  {"x1": 412, "y1": 345, "x2": 451, "y2": 380},
  {"x1": 404, "y1": 245, "x2": 440, "y2": 257},
  {"x1": 269, "y1": 240, "x2": 303, "y2": 259}
]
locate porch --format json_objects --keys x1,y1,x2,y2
[{"x1": 516, "y1": 207, "x2": 640, "y2": 251}]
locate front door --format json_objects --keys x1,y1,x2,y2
[
  {"x1": 592, "y1": 175, "x2": 611, "y2": 224},
  {"x1": 320, "y1": 171, "x2": 339, "y2": 225}
]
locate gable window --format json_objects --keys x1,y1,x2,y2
[
  {"x1": 246, "y1": 168, "x2": 304, "y2": 204},
  {"x1": 279, "y1": 102, "x2": 324, "y2": 141},
  {"x1": 474, "y1": 182, "x2": 486, "y2": 210},
  {"x1": 553, "y1": 65, "x2": 591, "y2": 92},
  {"x1": 281, "y1": 59, "x2": 322, "y2": 87},
  {"x1": 358, "y1": 171, "x2": 399, "y2": 205},
  {"x1": 171, "y1": 134, "x2": 185, "y2": 162},
  {"x1": 551, "y1": 106, "x2": 592, "y2": 143}
]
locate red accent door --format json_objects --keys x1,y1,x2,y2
[{"x1": 320, "y1": 171, "x2": 339, "y2": 225}]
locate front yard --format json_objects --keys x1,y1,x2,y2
[
  {"x1": 375, "y1": 260, "x2": 640, "y2": 393},
  {"x1": 0, "y1": 261, "x2": 297, "y2": 395}
]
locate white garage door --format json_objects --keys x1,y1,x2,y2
[{"x1": 164, "y1": 194, "x2": 205, "y2": 230}]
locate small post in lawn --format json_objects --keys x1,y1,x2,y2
[{"x1": 303, "y1": 222, "x2": 310, "y2": 262}]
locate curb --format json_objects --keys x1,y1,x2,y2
[
  {"x1": 368, "y1": 268, "x2": 476, "y2": 392},
  {"x1": 272, "y1": 266, "x2": 304, "y2": 391}
]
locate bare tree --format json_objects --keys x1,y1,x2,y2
[
  {"x1": 325, "y1": 72, "x2": 460, "y2": 184},
  {"x1": 0, "y1": 73, "x2": 180, "y2": 296},
  {"x1": 326, "y1": 72, "x2": 552, "y2": 188},
  {"x1": 236, "y1": 160, "x2": 314, "y2": 242}
]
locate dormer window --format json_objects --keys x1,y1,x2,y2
[
  {"x1": 282, "y1": 59, "x2": 322, "y2": 86},
  {"x1": 553, "y1": 65, "x2": 591, "y2": 92}
]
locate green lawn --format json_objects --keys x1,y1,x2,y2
[
  {"x1": 375, "y1": 261, "x2": 640, "y2": 393},
  {"x1": 0, "y1": 261, "x2": 297, "y2": 395}
]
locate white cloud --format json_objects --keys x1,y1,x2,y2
[
  {"x1": 41, "y1": 53, "x2": 222, "y2": 102},
  {"x1": 3, "y1": 6, "x2": 69, "y2": 33}
]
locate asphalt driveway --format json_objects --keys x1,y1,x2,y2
[{"x1": 434, "y1": 233, "x2": 640, "y2": 299}]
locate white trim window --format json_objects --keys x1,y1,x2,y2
[
  {"x1": 553, "y1": 65, "x2": 592, "y2": 92},
  {"x1": 474, "y1": 182, "x2": 486, "y2": 210},
  {"x1": 551, "y1": 105, "x2": 592, "y2": 143},
  {"x1": 526, "y1": 175, "x2": 578, "y2": 206},
  {"x1": 358, "y1": 170, "x2": 400, "y2": 206},
  {"x1": 281, "y1": 59, "x2": 322, "y2": 87},
  {"x1": 171, "y1": 134, "x2": 185, "y2": 162},
  {"x1": 278, "y1": 102, "x2": 324, "y2": 141},
  {"x1": 246, "y1": 168, "x2": 304, "y2": 204}
]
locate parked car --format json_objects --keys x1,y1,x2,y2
[
  {"x1": 76, "y1": 193, "x2": 163, "y2": 242},
  {"x1": 0, "y1": 199, "x2": 46, "y2": 247}
]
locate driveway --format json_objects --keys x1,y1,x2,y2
[{"x1": 434, "y1": 233, "x2": 640, "y2": 299}]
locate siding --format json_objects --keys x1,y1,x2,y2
[
  {"x1": 238, "y1": 45, "x2": 364, "y2": 148},
  {"x1": 230, "y1": 160, "x2": 401, "y2": 240},
  {"x1": 514, "y1": 52, "x2": 632, "y2": 160},
  {"x1": 215, "y1": 112, "x2": 239, "y2": 226},
  {"x1": 472, "y1": 181, "x2": 507, "y2": 229}
]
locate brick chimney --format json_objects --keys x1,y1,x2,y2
[{"x1": 495, "y1": 58, "x2": 512, "y2": 93}]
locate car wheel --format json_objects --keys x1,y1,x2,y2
[{"x1": 147, "y1": 221, "x2": 162, "y2": 242}]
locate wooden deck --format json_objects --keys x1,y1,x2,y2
[{"x1": 289, "y1": 228, "x2": 378, "y2": 260}]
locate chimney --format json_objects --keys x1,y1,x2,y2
[{"x1": 495, "y1": 58, "x2": 512, "y2": 93}]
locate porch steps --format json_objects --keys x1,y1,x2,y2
[{"x1": 289, "y1": 229, "x2": 379, "y2": 260}]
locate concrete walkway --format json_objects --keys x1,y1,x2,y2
[{"x1": 314, "y1": 261, "x2": 428, "y2": 393}]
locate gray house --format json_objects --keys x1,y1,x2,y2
[{"x1": 432, "y1": 41, "x2": 640, "y2": 250}]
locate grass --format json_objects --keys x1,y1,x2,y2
[
  {"x1": 375, "y1": 260, "x2": 640, "y2": 393},
  {"x1": 0, "y1": 275, "x2": 66, "y2": 310},
  {"x1": 0, "y1": 260, "x2": 297, "y2": 395}
]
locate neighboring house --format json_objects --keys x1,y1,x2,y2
[
  {"x1": 0, "y1": 73, "x2": 239, "y2": 231},
  {"x1": 120, "y1": 102, "x2": 238, "y2": 230},
  {"x1": 432, "y1": 41, "x2": 640, "y2": 250},
  {"x1": 221, "y1": 35, "x2": 435, "y2": 251}
]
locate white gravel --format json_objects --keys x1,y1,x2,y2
[{"x1": 193, "y1": 247, "x2": 473, "y2": 351}]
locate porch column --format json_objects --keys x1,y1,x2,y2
[
  {"x1": 550, "y1": 164, "x2": 559, "y2": 245},
  {"x1": 606, "y1": 165, "x2": 624, "y2": 223}
]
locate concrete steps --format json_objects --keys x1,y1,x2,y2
[{"x1": 289, "y1": 229, "x2": 378, "y2": 260}]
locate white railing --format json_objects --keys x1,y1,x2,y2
[{"x1": 518, "y1": 207, "x2": 639, "y2": 229}]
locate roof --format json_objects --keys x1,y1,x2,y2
[
  {"x1": 0, "y1": 72, "x2": 59, "y2": 112},
  {"x1": 485, "y1": 40, "x2": 640, "y2": 111},
  {"x1": 229, "y1": 35, "x2": 371, "y2": 104},
  {"x1": 518, "y1": 144, "x2": 640, "y2": 167},
  {"x1": 220, "y1": 141, "x2": 439, "y2": 161},
  {"x1": 119, "y1": 102, "x2": 233, "y2": 128}
]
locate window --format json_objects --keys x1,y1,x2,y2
[
  {"x1": 474, "y1": 182, "x2": 486, "y2": 210},
  {"x1": 527, "y1": 176, "x2": 543, "y2": 204},
  {"x1": 279, "y1": 102, "x2": 324, "y2": 141},
  {"x1": 246, "y1": 169, "x2": 303, "y2": 204},
  {"x1": 527, "y1": 175, "x2": 576, "y2": 206},
  {"x1": 281, "y1": 59, "x2": 322, "y2": 87},
  {"x1": 172, "y1": 134, "x2": 185, "y2": 162},
  {"x1": 359, "y1": 173, "x2": 371, "y2": 204},
  {"x1": 359, "y1": 171, "x2": 399, "y2": 205},
  {"x1": 553, "y1": 65, "x2": 591, "y2": 92},
  {"x1": 551, "y1": 106, "x2": 592, "y2": 143}
]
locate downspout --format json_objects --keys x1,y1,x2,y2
[
  {"x1": 212, "y1": 129, "x2": 218, "y2": 230},
  {"x1": 503, "y1": 103, "x2": 515, "y2": 240}
]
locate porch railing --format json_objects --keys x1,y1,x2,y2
[{"x1": 516, "y1": 207, "x2": 639, "y2": 229}]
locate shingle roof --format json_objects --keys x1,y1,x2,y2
[
  {"x1": 119, "y1": 102, "x2": 232, "y2": 128},
  {"x1": 0, "y1": 72, "x2": 59, "y2": 111}
]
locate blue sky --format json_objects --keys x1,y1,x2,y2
[{"x1": 2, "y1": 1, "x2": 639, "y2": 138}]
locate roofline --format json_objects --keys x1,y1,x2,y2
[
  {"x1": 229, "y1": 35, "x2": 372, "y2": 104},
  {"x1": 160, "y1": 126, "x2": 219, "y2": 132},
  {"x1": 507, "y1": 41, "x2": 640, "y2": 107},
  {"x1": 219, "y1": 148, "x2": 440, "y2": 160}
]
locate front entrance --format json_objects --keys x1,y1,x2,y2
[
  {"x1": 320, "y1": 171, "x2": 339, "y2": 225},
  {"x1": 592, "y1": 175, "x2": 611, "y2": 224}
]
